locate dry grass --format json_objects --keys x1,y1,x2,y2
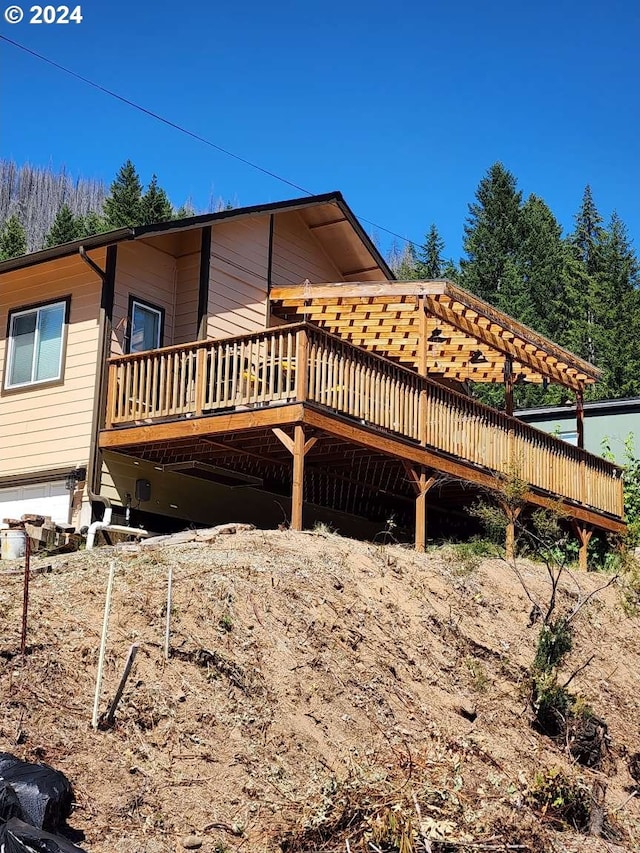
[{"x1": 0, "y1": 529, "x2": 638, "y2": 852}]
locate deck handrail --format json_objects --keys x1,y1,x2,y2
[{"x1": 105, "y1": 322, "x2": 623, "y2": 517}]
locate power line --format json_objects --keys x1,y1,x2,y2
[{"x1": 0, "y1": 34, "x2": 422, "y2": 250}]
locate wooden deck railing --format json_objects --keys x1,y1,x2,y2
[{"x1": 105, "y1": 323, "x2": 623, "y2": 518}]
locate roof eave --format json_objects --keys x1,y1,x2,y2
[{"x1": 0, "y1": 228, "x2": 134, "y2": 274}]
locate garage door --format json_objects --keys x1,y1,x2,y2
[{"x1": 0, "y1": 481, "x2": 70, "y2": 525}]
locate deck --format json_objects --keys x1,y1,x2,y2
[{"x1": 100, "y1": 323, "x2": 625, "y2": 538}]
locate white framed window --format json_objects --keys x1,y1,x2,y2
[
  {"x1": 128, "y1": 298, "x2": 163, "y2": 353},
  {"x1": 559, "y1": 430, "x2": 578, "y2": 446},
  {"x1": 5, "y1": 298, "x2": 68, "y2": 390}
]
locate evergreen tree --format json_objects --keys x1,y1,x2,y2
[
  {"x1": 570, "y1": 185, "x2": 604, "y2": 275},
  {"x1": 419, "y1": 224, "x2": 444, "y2": 278},
  {"x1": 567, "y1": 186, "x2": 606, "y2": 365},
  {"x1": 394, "y1": 242, "x2": 421, "y2": 280},
  {"x1": 44, "y1": 204, "x2": 83, "y2": 247},
  {"x1": 590, "y1": 213, "x2": 640, "y2": 397},
  {"x1": 517, "y1": 195, "x2": 567, "y2": 340},
  {"x1": 140, "y1": 175, "x2": 173, "y2": 225},
  {"x1": 103, "y1": 160, "x2": 143, "y2": 228},
  {"x1": 461, "y1": 163, "x2": 525, "y2": 315},
  {"x1": 442, "y1": 258, "x2": 461, "y2": 281},
  {"x1": 80, "y1": 209, "x2": 107, "y2": 237},
  {"x1": 0, "y1": 214, "x2": 27, "y2": 260}
]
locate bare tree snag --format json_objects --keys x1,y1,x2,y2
[
  {"x1": 500, "y1": 503, "x2": 522, "y2": 561},
  {"x1": 573, "y1": 521, "x2": 593, "y2": 571}
]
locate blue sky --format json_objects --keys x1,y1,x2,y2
[{"x1": 1, "y1": 0, "x2": 638, "y2": 259}]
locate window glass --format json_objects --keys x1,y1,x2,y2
[
  {"x1": 35, "y1": 303, "x2": 65, "y2": 381},
  {"x1": 559, "y1": 430, "x2": 578, "y2": 446},
  {"x1": 7, "y1": 301, "x2": 65, "y2": 388},
  {"x1": 131, "y1": 301, "x2": 162, "y2": 352}
]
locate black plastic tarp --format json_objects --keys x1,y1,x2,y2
[
  {"x1": 0, "y1": 753, "x2": 86, "y2": 853},
  {"x1": 0, "y1": 818, "x2": 87, "y2": 853}
]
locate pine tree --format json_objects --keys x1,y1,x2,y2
[
  {"x1": 461, "y1": 162, "x2": 523, "y2": 307},
  {"x1": 590, "y1": 213, "x2": 640, "y2": 397},
  {"x1": 441, "y1": 258, "x2": 460, "y2": 281},
  {"x1": 103, "y1": 160, "x2": 143, "y2": 228},
  {"x1": 567, "y1": 187, "x2": 606, "y2": 366},
  {"x1": 419, "y1": 224, "x2": 444, "y2": 278},
  {"x1": 394, "y1": 242, "x2": 421, "y2": 280},
  {"x1": 0, "y1": 214, "x2": 27, "y2": 260},
  {"x1": 571, "y1": 185, "x2": 604, "y2": 275},
  {"x1": 80, "y1": 209, "x2": 107, "y2": 237},
  {"x1": 44, "y1": 204, "x2": 83, "y2": 247},
  {"x1": 517, "y1": 195, "x2": 567, "y2": 340},
  {"x1": 140, "y1": 175, "x2": 173, "y2": 225}
]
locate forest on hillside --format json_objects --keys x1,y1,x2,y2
[{"x1": 0, "y1": 159, "x2": 637, "y2": 408}]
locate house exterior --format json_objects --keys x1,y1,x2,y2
[
  {"x1": 0, "y1": 191, "x2": 625, "y2": 564},
  {"x1": 516, "y1": 397, "x2": 640, "y2": 465}
]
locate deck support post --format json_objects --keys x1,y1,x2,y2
[
  {"x1": 417, "y1": 297, "x2": 429, "y2": 446},
  {"x1": 273, "y1": 425, "x2": 317, "y2": 531},
  {"x1": 403, "y1": 463, "x2": 436, "y2": 552},
  {"x1": 576, "y1": 387, "x2": 585, "y2": 449},
  {"x1": 504, "y1": 356, "x2": 514, "y2": 417},
  {"x1": 573, "y1": 521, "x2": 593, "y2": 571}
]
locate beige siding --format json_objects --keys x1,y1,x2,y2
[
  {"x1": 271, "y1": 210, "x2": 343, "y2": 286},
  {"x1": 0, "y1": 250, "x2": 105, "y2": 478},
  {"x1": 111, "y1": 242, "x2": 176, "y2": 355},
  {"x1": 206, "y1": 217, "x2": 270, "y2": 338},
  {"x1": 174, "y1": 249, "x2": 200, "y2": 344}
]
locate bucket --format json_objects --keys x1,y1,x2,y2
[{"x1": 1, "y1": 529, "x2": 26, "y2": 560}]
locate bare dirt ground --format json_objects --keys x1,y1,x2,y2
[{"x1": 0, "y1": 528, "x2": 638, "y2": 852}]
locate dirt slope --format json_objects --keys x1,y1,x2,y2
[{"x1": 0, "y1": 529, "x2": 638, "y2": 852}]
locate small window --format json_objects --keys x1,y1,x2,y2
[
  {"x1": 128, "y1": 299, "x2": 163, "y2": 353},
  {"x1": 5, "y1": 299, "x2": 68, "y2": 389},
  {"x1": 559, "y1": 430, "x2": 578, "y2": 446}
]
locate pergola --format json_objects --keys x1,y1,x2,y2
[{"x1": 270, "y1": 279, "x2": 601, "y2": 446}]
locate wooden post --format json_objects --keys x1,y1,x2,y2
[
  {"x1": 105, "y1": 643, "x2": 139, "y2": 726},
  {"x1": 417, "y1": 297, "x2": 428, "y2": 446},
  {"x1": 417, "y1": 297, "x2": 428, "y2": 377},
  {"x1": 194, "y1": 347, "x2": 206, "y2": 416},
  {"x1": 504, "y1": 356, "x2": 514, "y2": 417},
  {"x1": 576, "y1": 387, "x2": 585, "y2": 449},
  {"x1": 403, "y1": 463, "x2": 436, "y2": 552},
  {"x1": 295, "y1": 327, "x2": 309, "y2": 402},
  {"x1": 105, "y1": 362, "x2": 118, "y2": 428},
  {"x1": 573, "y1": 521, "x2": 593, "y2": 571},
  {"x1": 292, "y1": 425, "x2": 305, "y2": 531},
  {"x1": 273, "y1": 426, "x2": 318, "y2": 532}
]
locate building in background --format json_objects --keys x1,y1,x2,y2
[{"x1": 516, "y1": 398, "x2": 640, "y2": 464}]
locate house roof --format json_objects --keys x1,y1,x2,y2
[
  {"x1": 516, "y1": 396, "x2": 640, "y2": 419},
  {"x1": 0, "y1": 191, "x2": 393, "y2": 280},
  {"x1": 270, "y1": 279, "x2": 602, "y2": 392}
]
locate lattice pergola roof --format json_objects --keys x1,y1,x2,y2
[{"x1": 270, "y1": 280, "x2": 601, "y2": 392}]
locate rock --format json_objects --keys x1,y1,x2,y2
[{"x1": 182, "y1": 836, "x2": 203, "y2": 850}]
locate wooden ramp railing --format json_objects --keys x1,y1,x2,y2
[{"x1": 105, "y1": 323, "x2": 623, "y2": 519}]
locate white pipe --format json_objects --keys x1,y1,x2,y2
[
  {"x1": 86, "y1": 508, "x2": 149, "y2": 549},
  {"x1": 86, "y1": 507, "x2": 112, "y2": 549},
  {"x1": 92, "y1": 560, "x2": 115, "y2": 729}
]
